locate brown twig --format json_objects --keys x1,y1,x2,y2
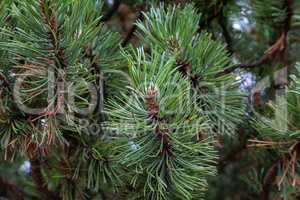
[
  {"x1": 260, "y1": 157, "x2": 281, "y2": 200},
  {"x1": 36, "y1": 0, "x2": 68, "y2": 120},
  {"x1": 84, "y1": 47, "x2": 100, "y2": 74},
  {"x1": 259, "y1": 139, "x2": 300, "y2": 200},
  {"x1": 247, "y1": 138, "x2": 297, "y2": 147},
  {"x1": 39, "y1": 0, "x2": 68, "y2": 69},
  {"x1": 218, "y1": 33, "x2": 286, "y2": 76},
  {"x1": 218, "y1": 0, "x2": 293, "y2": 76}
]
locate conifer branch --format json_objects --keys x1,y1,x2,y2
[
  {"x1": 167, "y1": 38, "x2": 200, "y2": 88},
  {"x1": 145, "y1": 86, "x2": 171, "y2": 154},
  {"x1": 144, "y1": 86, "x2": 172, "y2": 191},
  {"x1": 259, "y1": 140, "x2": 300, "y2": 200},
  {"x1": 218, "y1": 0, "x2": 293, "y2": 76},
  {"x1": 39, "y1": 0, "x2": 68, "y2": 68},
  {"x1": 83, "y1": 47, "x2": 104, "y2": 121},
  {"x1": 176, "y1": 58, "x2": 201, "y2": 88},
  {"x1": 84, "y1": 47, "x2": 100, "y2": 75},
  {"x1": 260, "y1": 157, "x2": 280, "y2": 200},
  {"x1": 144, "y1": 86, "x2": 172, "y2": 155},
  {"x1": 35, "y1": 0, "x2": 68, "y2": 119}
]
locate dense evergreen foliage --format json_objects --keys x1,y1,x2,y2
[{"x1": 0, "y1": 0, "x2": 300, "y2": 200}]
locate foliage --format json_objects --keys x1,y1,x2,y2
[{"x1": 0, "y1": 0, "x2": 300, "y2": 200}]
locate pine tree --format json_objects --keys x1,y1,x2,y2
[{"x1": 0, "y1": 0, "x2": 300, "y2": 200}]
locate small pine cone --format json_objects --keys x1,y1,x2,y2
[{"x1": 144, "y1": 86, "x2": 159, "y2": 120}]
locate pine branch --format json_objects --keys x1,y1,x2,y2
[
  {"x1": 0, "y1": 177, "x2": 24, "y2": 200},
  {"x1": 144, "y1": 86, "x2": 172, "y2": 155},
  {"x1": 176, "y1": 58, "x2": 201, "y2": 89},
  {"x1": 39, "y1": 0, "x2": 68, "y2": 69},
  {"x1": 84, "y1": 47, "x2": 100, "y2": 75},
  {"x1": 110, "y1": 39, "x2": 218, "y2": 200},
  {"x1": 218, "y1": 34, "x2": 286, "y2": 75},
  {"x1": 83, "y1": 47, "x2": 105, "y2": 122},
  {"x1": 29, "y1": 157, "x2": 60, "y2": 200},
  {"x1": 34, "y1": 0, "x2": 68, "y2": 119},
  {"x1": 259, "y1": 140, "x2": 300, "y2": 200},
  {"x1": 167, "y1": 38, "x2": 191, "y2": 77},
  {"x1": 260, "y1": 157, "x2": 280, "y2": 200},
  {"x1": 218, "y1": 0, "x2": 293, "y2": 76},
  {"x1": 168, "y1": 37, "x2": 201, "y2": 88}
]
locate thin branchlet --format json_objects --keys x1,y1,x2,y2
[
  {"x1": 39, "y1": 0, "x2": 57, "y2": 32},
  {"x1": 218, "y1": 0, "x2": 293, "y2": 76},
  {"x1": 39, "y1": 0, "x2": 67, "y2": 68},
  {"x1": 155, "y1": 127, "x2": 172, "y2": 155},
  {"x1": 167, "y1": 38, "x2": 200, "y2": 87},
  {"x1": 167, "y1": 37, "x2": 192, "y2": 77},
  {"x1": 144, "y1": 86, "x2": 172, "y2": 156}
]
